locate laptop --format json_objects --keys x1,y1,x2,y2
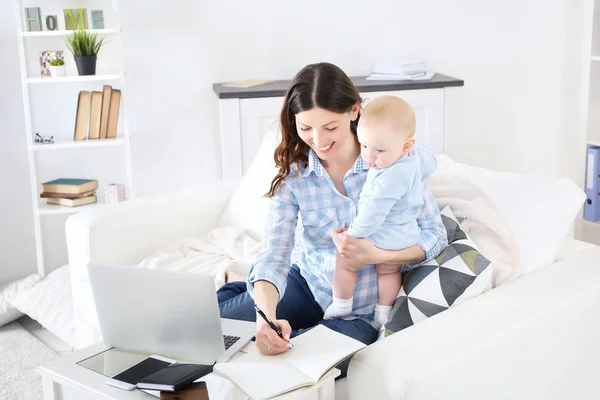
[{"x1": 87, "y1": 262, "x2": 256, "y2": 364}]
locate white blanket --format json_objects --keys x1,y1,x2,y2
[
  {"x1": 138, "y1": 227, "x2": 263, "y2": 289},
  {"x1": 428, "y1": 155, "x2": 523, "y2": 287}
]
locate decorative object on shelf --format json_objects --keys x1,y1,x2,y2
[
  {"x1": 45, "y1": 15, "x2": 58, "y2": 31},
  {"x1": 64, "y1": 9, "x2": 87, "y2": 30},
  {"x1": 22, "y1": 8, "x2": 106, "y2": 32},
  {"x1": 39, "y1": 50, "x2": 63, "y2": 78},
  {"x1": 24, "y1": 7, "x2": 42, "y2": 32},
  {"x1": 48, "y1": 59, "x2": 65, "y2": 78},
  {"x1": 91, "y1": 10, "x2": 105, "y2": 29},
  {"x1": 65, "y1": 30, "x2": 105, "y2": 76},
  {"x1": 35, "y1": 133, "x2": 54, "y2": 144},
  {"x1": 104, "y1": 183, "x2": 126, "y2": 204}
]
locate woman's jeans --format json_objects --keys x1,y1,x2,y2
[{"x1": 217, "y1": 265, "x2": 378, "y2": 376}]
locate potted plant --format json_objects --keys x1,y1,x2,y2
[
  {"x1": 48, "y1": 59, "x2": 65, "y2": 78},
  {"x1": 65, "y1": 30, "x2": 105, "y2": 76}
]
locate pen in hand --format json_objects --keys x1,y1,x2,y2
[{"x1": 253, "y1": 303, "x2": 294, "y2": 349}]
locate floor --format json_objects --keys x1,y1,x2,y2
[{"x1": 17, "y1": 315, "x2": 74, "y2": 356}]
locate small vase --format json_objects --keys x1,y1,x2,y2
[
  {"x1": 74, "y1": 55, "x2": 97, "y2": 76},
  {"x1": 48, "y1": 65, "x2": 65, "y2": 78}
]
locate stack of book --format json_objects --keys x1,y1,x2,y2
[
  {"x1": 40, "y1": 178, "x2": 98, "y2": 207},
  {"x1": 73, "y1": 85, "x2": 121, "y2": 141},
  {"x1": 366, "y1": 60, "x2": 435, "y2": 81}
]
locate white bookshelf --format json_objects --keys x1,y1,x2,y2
[
  {"x1": 14, "y1": 0, "x2": 134, "y2": 276},
  {"x1": 579, "y1": 0, "x2": 600, "y2": 245},
  {"x1": 32, "y1": 137, "x2": 126, "y2": 151},
  {"x1": 21, "y1": 28, "x2": 117, "y2": 37},
  {"x1": 26, "y1": 74, "x2": 121, "y2": 84}
]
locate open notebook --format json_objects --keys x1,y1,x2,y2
[{"x1": 214, "y1": 325, "x2": 366, "y2": 399}]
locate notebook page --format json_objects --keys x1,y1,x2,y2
[
  {"x1": 282, "y1": 325, "x2": 366, "y2": 382},
  {"x1": 214, "y1": 353, "x2": 312, "y2": 399}
]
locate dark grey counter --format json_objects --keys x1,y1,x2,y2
[{"x1": 213, "y1": 73, "x2": 463, "y2": 100}]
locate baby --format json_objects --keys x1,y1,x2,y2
[{"x1": 324, "y1": 95, "x2": 438, "y2": 329}]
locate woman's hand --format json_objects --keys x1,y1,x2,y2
[
  {"x1": 255, "y1": 318, "x2": 293, "y2": 356},
  {"x1": 331, "y1": 228, "x2": 386, "y2": 265},
  {"x1": 331, "y1": 228, "x2": 427, "y2": 266}
]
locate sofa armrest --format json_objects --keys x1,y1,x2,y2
[
  {"x1": 348, "y1": 247, "x2": 600, "y2": 400},
  {"x1": 66, "y1": 183, "x2": 235, "y2": 348}
]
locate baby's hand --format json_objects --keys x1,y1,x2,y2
[{"x1": 331, "y1": 228, "x2": 348, "y2": 253}]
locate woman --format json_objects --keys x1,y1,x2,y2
[{"x1": 218, "y1": 62, "x2": 447, "y2": 374}]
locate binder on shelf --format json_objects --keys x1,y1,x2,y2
[{"x1": 584, "y1": 146, "x2": 600, "y2": 222}]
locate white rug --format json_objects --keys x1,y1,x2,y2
[{"x1": 0, "y1": 321, "x2": 58, "y2": 400}]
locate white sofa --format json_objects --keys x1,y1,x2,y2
[{"x1": 66, "y1": 183, "x2": 600, "y2": 400}]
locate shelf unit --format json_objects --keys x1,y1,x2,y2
[
  {"x1": 579, "y1": 0, "x2": 600, "y2": 245},
  {"x1": 14, "y1": 0, "x2": 134, "y2": 276},
  {"x1": 20, "y1": 28, "x2": 117, "y2": 37},
  {"x1": 25, "y1": 74, "x2": 121, "y2": 84}
]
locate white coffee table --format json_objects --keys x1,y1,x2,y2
[{"x1": 36, "y1": 342, "x2": 339, "y2": 400}]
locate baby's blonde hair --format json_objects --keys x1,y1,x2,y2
[{"x1": 359, "y1": 95, "x2": 416, "y2": 138}]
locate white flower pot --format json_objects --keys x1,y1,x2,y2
[{"x1": 49, "y1": 65, "x2": 65, "y2": 78}]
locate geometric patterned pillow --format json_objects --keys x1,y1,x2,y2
[{"x1": 382, "y1": 206, "x2": 493, "y2": 337}]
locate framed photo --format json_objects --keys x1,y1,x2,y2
[{"x1": 39, "y1": 50, "x2": 64, "y2": 77}]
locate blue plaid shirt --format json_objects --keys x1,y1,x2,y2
[{"x1": 247, "y1": 150, "x2": 447, "y2": 320}]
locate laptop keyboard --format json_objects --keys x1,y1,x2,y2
[{"x1": 223, "y1": 335, "x2": 241, "y2": 350}]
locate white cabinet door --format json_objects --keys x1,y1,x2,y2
[
  {"x1": 235, "y1": 88, "x2": 445, "y2": 176},
  {"x1": 239, "y1": 97, "x2": 284, "y2": 174},
  {"x1": 359, "y1": 88, "x2": 445, "y2": 154}
]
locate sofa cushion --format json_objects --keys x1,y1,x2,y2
[
  {"x1": 217, "y1": 130, "x2": 280, "y2": 241},
  {"x1": 430, "y1": 155, "x2": 585, "y2": 279},
  {"x1": 382, "y1": 206, "x2": 492, "y2": 337}
]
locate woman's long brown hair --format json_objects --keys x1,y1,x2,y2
[{"x1": 266, "y1": 62, "x2": 362, "y2": 197}]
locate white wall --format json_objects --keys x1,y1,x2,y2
[
  {"x1": 0, "y1": 2, "x2": 37, "y2": 285},
  {"x1": 0, "y1": 0, "x2": 587, "y2": 283},
  {"x1": 120, "y1": 0, "x2": 586, "y2": 197}
]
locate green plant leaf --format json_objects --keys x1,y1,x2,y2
[{"x1": 65, "y1": 29, "x2": 105, "y2": 57}]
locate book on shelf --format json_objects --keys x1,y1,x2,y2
[
  {"x1": 46, "y1": 195, "x2": 97, "y2": 207},
  {"x1": 88, "y1": 91, "x2": 103, "y2": 139},
  {"x1": 366, "y1": 71, "x2": 435, "y2": 81},
  {"x1": 72, "y1": 85, "x2": 121, "y2": 142},
  {"x1": 213, "y1": 325, "x2": 366, "y2": 400},
  {"x1": 222, "y1": 79, "x2": 274, "y2": 88},
  {"x1": 99, "y1": 85, "x2": 112, "y2": 139},
  {"x1": 106, "y1": 89, "x2": 121, "y2": 139},
  {"x1": 367, "y1": 60, "x2": 435, "y2": 81},
  {"x1": 371, "y1": 60, "x2": 427, "y2": 75},
  {"x1": 73, "y1": 91, "x2": 91, "y2": 141},
  {"x1": 40, "y1": 189, "x2": 96, "y2": 199},
  {"x1": 41, "y1": 178, "x2": 98, "y2": 194}
]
